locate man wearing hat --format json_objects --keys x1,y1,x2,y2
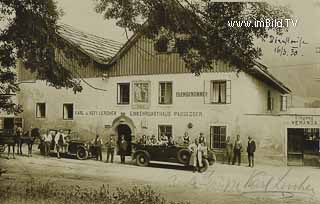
[
  {"x1": 247, "y1": 136, "x2": 256, "y2": 167},
  {"x1": 105, "y1": 134, "x2": 116, "y2": 163},
  {"x1": 93, "y1": 134, "x2": 103, "y2": 161}
]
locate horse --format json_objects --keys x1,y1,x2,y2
[{"x1": 17, "y1": 128, "x2": 41, "y2": 157}]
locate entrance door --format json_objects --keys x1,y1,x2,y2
[
  {"x1": 287, "y1": 128, "x2": 304, "y2": 166},
  {"x1": 3, "y1": 118, "x2": 14, "y2": 129},
  {"x1": 117, "y1": 124, "x2": 132, "y2": 156}
]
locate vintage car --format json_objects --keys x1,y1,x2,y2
[
  {"x1": 47, "y1": 129, "x2": 96, "y2": 160},
  {"x1": 131, "y1": 143, "x2": 216, "y2": 172}
]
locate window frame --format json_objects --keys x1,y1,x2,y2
[
  {"x1": 158, "y1": 125, "x2": 173, "y2": 140},
  {"x1": 210, "y1": 125, "x2": 227, "y2": 149},
  {"x1": 35, "y1": 102, "x2": 46, "y2": 119},
  {"x1": 62, "y1": 103, "x2": 74, "y2": 120},
  {"x1": 210, "y1": 80, "x2": 231, "y2": 104},
  {"x1": 117, "y1": 83, "x2": 130, "y2": 105},
  {"x1": 158, "y1": 81, "x2": 173, "y2": 105}
]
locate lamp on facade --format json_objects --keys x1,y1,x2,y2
[{"x1": 102, "y1": 73, "x2": 109, "y2": 80}]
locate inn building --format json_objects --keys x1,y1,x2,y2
[{"x1": 16, "y1": 24, "x2": 320, "y2": 166}]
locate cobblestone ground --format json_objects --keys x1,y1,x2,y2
[{"x1": 0, "y1": 148, "x2": 319, "y2": 204}]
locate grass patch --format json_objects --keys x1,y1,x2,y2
[{"x1": 0, "y1": 178, "x2": 190, "y2": 204}]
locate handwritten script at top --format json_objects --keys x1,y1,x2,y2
[{"x1": 268, "y1": 35, "x2": 308, "y2": 57}]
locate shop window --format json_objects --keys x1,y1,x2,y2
[
  {"x1": 36, "y1": 103, "x2": 46, "y2": 118},
  {"x1": 117, "y1": 83, "x2": 130, "y2": 104},
  {"x1": 63, "y1": 103, "x2": 74, "y2": 120},
  {"x1": 304, "y1": 128, "x2": 319, "y2": 154},
  {"x1": 133, "y1": 82, "x2": 150, "y2": 103},
  {"x1": 210, "y1": 126, "x2": 226, "y2": 149},
  {"x1": 210, "y1": 81, "x2": 231, "y2": 104},
  {"x1": 280, "y1": 95, "x2": 287, "y2": 111},
  {"x1": 158, "y1": 125, "x2": 172, "y2": 140},
  {"x1": 267, "y1": 90, "x2": 273, "y2": 111},
  {"x1": 159, "y1": 82, "x2": 172, "y2": 104}
]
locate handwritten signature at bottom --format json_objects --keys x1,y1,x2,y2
[{"x1": 168, "y1": 168, "x2": 317, "y2": 200}]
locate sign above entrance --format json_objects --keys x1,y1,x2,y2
[{"x1": 291, "y1": 115, "x2": 318, "y2": 126}]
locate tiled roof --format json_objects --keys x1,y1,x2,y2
[{"x1": 56, "y1": 23, "x2": 123, "y2": 65}]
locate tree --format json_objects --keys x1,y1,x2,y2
[
  {"x1": 94, "y1": 0, "x2": 291, "y2": 74},
  {"x1": 0, "y1": 0, "x2": 84, "y2": 114}
]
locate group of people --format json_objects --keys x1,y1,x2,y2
[
  {"x1": 41, "y1": 129, "x2": 69, "y2": 158},
  {"x1": 188, "y1": 133, "x2": 207, "y2": 172},
  {"x1": 224, "y1": 134, "x2": 256, "y2": 167},
  {"x1": 139, "y1": 133, "x2": 176, "y2": 146},
  {"x1": 91, "y1": 134, "x2": 128, "y2": 164}
]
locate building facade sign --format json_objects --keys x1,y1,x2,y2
[
  {"x1": 176, "y1": 91, "x2": 208, "y2": 97},
  {"x1": 291, "y1": 115, "x2": 319, "y2": 126},
  {"x1": 75, "y1": 110, "x2": 203, "y2": 117}
]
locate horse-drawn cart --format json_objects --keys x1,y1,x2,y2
[{"x1": 0, "y1": 129, "x2": 17, "y2": 157}]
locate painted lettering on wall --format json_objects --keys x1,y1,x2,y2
[
  {"x1": 75, "y1": 110, "x2": 203, "y2": 117},
  {"x1": 75, "y1": 110, "x2": 117, "y2": 116},
  {"x1": 176, "y1": 92, "x2": 208, "y2": 97},
  {"x1": 291, "y1": 116, "x2": 318, "y2": 126},
  {"x1": 130, "y1": 111, "x2": 203, "y2": 117}
]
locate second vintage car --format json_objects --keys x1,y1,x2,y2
[{"x1": 131, "y1": 143, "x2": 216, "y2": 172}]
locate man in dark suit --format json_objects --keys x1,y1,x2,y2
[
  {"x1": 119, "y1": 134, "x2": 128, "y2": 164},
  {"x1": 247, "y1": 136, "x2": 256, "y2": 167}
]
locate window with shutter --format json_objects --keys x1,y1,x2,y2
[{"x1": 209, "y1": 80, "x2": 231, "y2": 104}]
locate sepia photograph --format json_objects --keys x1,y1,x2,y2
[{"x1": 0, "y1": 0, "x2": 320, "y2": 204}]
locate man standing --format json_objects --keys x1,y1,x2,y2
[
  {"x1": 247, "y1": 136, "x2": 256, "y2": 167},
  {"x1": 224, "y1": 136, "x2": 233, "y2": 165},
  {"x1": 119, "y1": 134, "x2": 128, "y2": 164},
  {"x1": 199, "y1": 132, "x2": 206, "y2": 146},
  {"x1": 105, "y1": 134, "x2": 116, "y2": 163},
  {"x1": 94, "y1": 134, "x2": 103, "y2": 161},
  {"x1": 43, "y1": 130, "x2": 52, "y2": 156},
  {"x1": 232, "y1": 134, "x2": 242, "y2": 165}
]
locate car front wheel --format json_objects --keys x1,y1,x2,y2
[
  {"x1": 76, "y1": 146, "x2": 88, "y2": 160},
  {"x1": 136, "y1": 153, "x2": 149, "y2": 167}
]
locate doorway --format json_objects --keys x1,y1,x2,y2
[
  {"x1": 287, "y1": 128, "x2": 319, "y2": 166},
  {"x1": 3, "y1": 118, "x2": 14, "y2": 129},
  {"x1": 117, "y1": 124, "x2": 132, "y2": 156}
]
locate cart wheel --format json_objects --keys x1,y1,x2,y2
[
  {"x1": 76, "y1": 147, "x2": 88, "y2": 160},
  {"x1": 199, "y1": 159, "x2": 209, "y2": 173},
  {"x1": 136, "y1": 153, "x2": 149, "y2": 167}
]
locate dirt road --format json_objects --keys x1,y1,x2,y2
[{"x1": 0, "y1": 150, "x2": 320, "y2": 204}]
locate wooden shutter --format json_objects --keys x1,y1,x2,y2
[{"x1": 226, "y1": 80, "x2": 231, "y2": 104}]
